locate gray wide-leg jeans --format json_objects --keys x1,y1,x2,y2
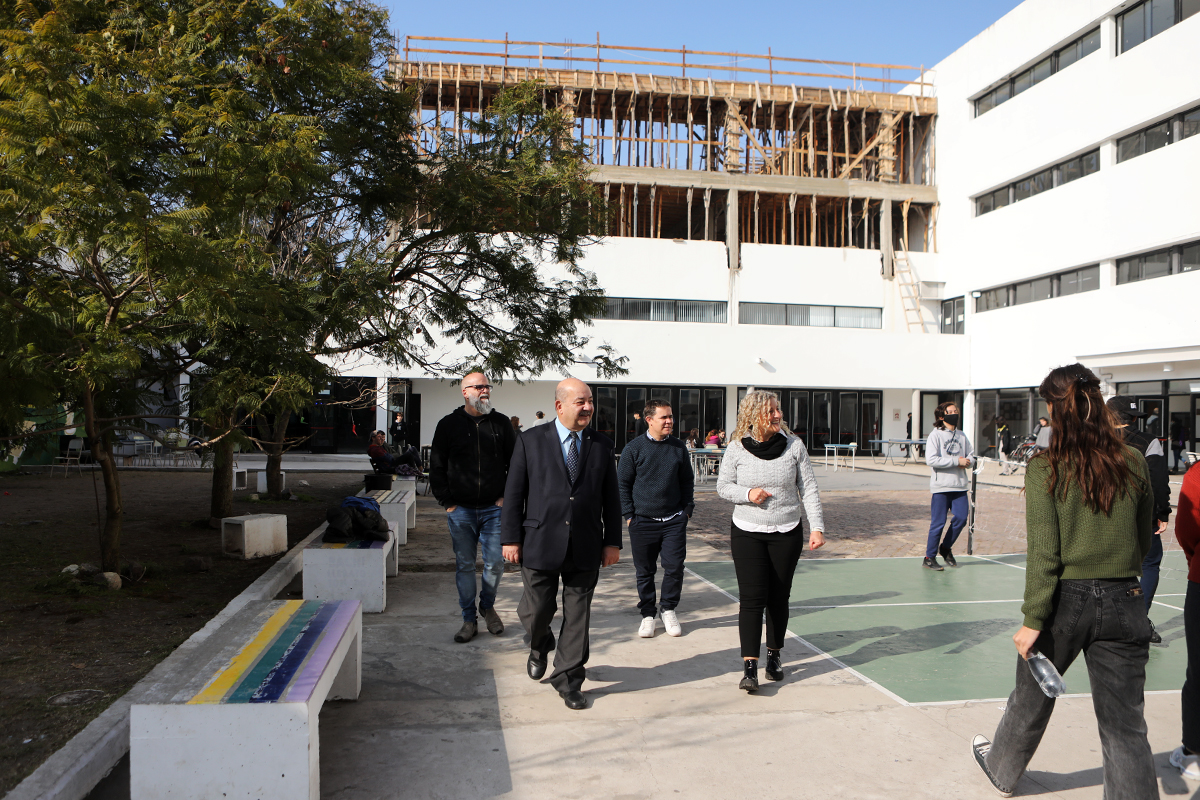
[{"x1": 987, "y1": 579, "x2": 1157, "y2": 799}]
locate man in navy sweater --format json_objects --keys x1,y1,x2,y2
[{"x1": 617, "y1": 399, "x2": 695, "y2": 638}]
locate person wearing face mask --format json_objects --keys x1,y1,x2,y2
[{"x1": 924, "y1": 401, "x2": 973, "y2": 571}]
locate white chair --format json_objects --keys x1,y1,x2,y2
[{"x1": 53, "y1": 438, "x2": 84, "y2": 476}]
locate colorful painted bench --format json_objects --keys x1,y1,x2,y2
[
  {"x1": 358, "y1": 486, "x2": 416, "y2": 540},
  {"x1": 130, "y1": 599, "x2": 362, "y2": 800},
  {"x1": 302, "y1": 523, "x2": 398, "y2": 613}
]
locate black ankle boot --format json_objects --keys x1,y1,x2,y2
[
  {"x1": 739, "y1": 659, "x2": 759, "y2": 692},
  {"x1": 765, "y1": 649, "x2": 783, "y2": 681}
]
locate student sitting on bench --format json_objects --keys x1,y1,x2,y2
[{"x1": 367, "y1": 431, "x2": 421, "y2": 475}]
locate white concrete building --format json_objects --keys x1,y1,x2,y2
[{"x1": 323, "y1": 3, "x2": 1199, "y2": 462}]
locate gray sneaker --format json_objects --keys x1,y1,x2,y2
[
  {"x1": 971, "y1": 735, "x2": 1014, "y2": 797},
  {"x1": 483, "y1": 607, "x2": 504, "y2": 636},
  {"x1": 453, "y1": 619, "x2": 477, "y2": 643}
]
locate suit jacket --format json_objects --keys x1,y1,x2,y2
[{"x1": 501, "y1": 422, "x2": 622, "y2": 571}]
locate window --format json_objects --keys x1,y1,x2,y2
[
  {"x1": 1182, "y1": 243, "x2": 1200, "y2": 273},
  {"x1": 940, "y1": 297, "x2": 965, "y2": 334},
  {"x1": 1182, "y1": 108, "x2": 1200, "y2": 141},
  {"x1": 600, "y1": 298, "x2": 727, "y2": 323},
  {"x1": 1120, "y1": 0, "x2": 1191, "y2": 53},
  {"x1": 1014, "y1": 168, "x2": 1053, "y2": 201},
  {"x1": 739, "y1": 303, "x2": 881, "y2": 330},
  {"x1": 974, "y1": 28, "x2": 1100, "y2": 117},
  {"x1": 1116, "y1": 240, "x2": 1200, "y2": 285},
  {"x1": 1060, "y1": 265, "x2": 1100, "y2": 295},
  {"x1": 976, "y1": 150, "x2": 1099, "y2": 215},
  {"x1": 976, "y1": 265, "x2": 1100, "y2": 312}
]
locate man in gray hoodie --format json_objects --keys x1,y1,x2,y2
[{"x1": 924, "y1": 402, "x2": 973, "y2": 570}]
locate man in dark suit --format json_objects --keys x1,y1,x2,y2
[{"x1": 501, "y1": 377, "x2": 622, "y2": 710}]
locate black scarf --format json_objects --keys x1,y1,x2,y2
[{"x1": 741, "y1": 432, "x2": 788, "y2": 460}]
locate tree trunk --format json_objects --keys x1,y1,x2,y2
[
  {"x1": 82, "y1": 386, "x2": 122, "y2": 572},
  {"x1": 265, "y1": 412, "x2": 288, "y2": 499},
  {"x1": 209, "y1": 430, "x2": 235, "y2": 528}
]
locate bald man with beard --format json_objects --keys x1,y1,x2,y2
[{"x1": 501, "y1": 378, "x2": 622, "y2": 710}]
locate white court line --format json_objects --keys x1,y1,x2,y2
[
  {"x1": 683, "y1": 566, "x2": 913, "y2": 707},
  {"x1": 968, "y1": 555, "x2": 1186, "y2": 612},
  {"x1": 790, "y1": 599, "x2": 1023, "y2": 609},
  {"x1": 909, "y1": 688, "x2": 1182, "y2": 708},
  {"x1": 690, "y1": 553, "x2": 1027, "y2": 564}
]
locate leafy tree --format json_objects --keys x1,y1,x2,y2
[{"x1": 0, "y1": 0, "x2": 625, "y2": 568}]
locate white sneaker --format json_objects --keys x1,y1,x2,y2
[
  {"x1": 638, "y1": 616, "x2": 656, "y2": 638},
  {"x1": 1171, "y1": 746, "x2": 1200, "y2": 780},
  {"x1": 661, "y1": 609, "x2": 682, "y2": 637}
]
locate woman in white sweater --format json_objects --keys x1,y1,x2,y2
[{"x1": 717, "y1": 391, "x2": 826, "y2": 692}]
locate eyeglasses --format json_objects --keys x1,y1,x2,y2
[{"x1": 465, "y1": 384, "x2": 493, "y2": 391}]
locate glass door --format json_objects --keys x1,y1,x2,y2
[
  {"x1": 678, "y1": 389, "x2": 700, "y2": 445},
  {"x1": 593, "y1": 387, "x2": 618, "y2": 443},
  {"x1": 788, "y1": 391, "x2": 810, "y2": 445},
  {"x1": 624, "y1": 387, "x2": 646, "y2": 450},
  {"x1": 812, "y1": 392, "x2": 833, "y2": 449},
  {"x1": 860, "y1": 392, "x2": 881, "y2": 452},
  {"x1": 703, "y1": 389, "x2": 725, "y2": 447},
  {"x1": 1138, "y1": 396, "x2": 1166, "y2": 441},
  {"x1": 838, "y1": 392, "x2": 859, "y2": 445}
]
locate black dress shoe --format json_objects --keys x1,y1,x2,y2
[
  {"x1": 527, "y1": 653, "x2": 547, "y2": 680},
  {"x1": 559, "y1": 690, "x2": 587, "y2": 710},
  {"x1": 739, "y1": 659, "x2": 759, "y2": 692}
]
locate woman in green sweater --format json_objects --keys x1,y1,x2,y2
[{"x1": 972, "y1": 364, "x2": 1155, "y2": 799}]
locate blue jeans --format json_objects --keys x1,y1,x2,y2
[
  {"x1": 1139, "y1": 533, "x2": 1162, "y2": 610},
  {"x1": 448, "y1": 505, "x2": 504, "y2": 621},
  {"x1": 927, "y1": 491, "x2": 968, "y2": 559}
]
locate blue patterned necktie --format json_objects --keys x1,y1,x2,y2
[{"x1": 566, "y1": 432, "x2": 580, "y2": 484}]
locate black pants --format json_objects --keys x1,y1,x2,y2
[
  {"x1": 1184, "y1": 580, "x2": 1200, "y2": 751},
  {"x1": 730, "y1": 521, "x2": 804, "y2": 658},
  {"x1": 986, "y1": 579, "x2": 1156, "y2": 798},
  {"x1": 518, "y1": 564, "x2": 599, "y2": 693},
  {"x1": 629, "y1": 514, "x2": 688, "y2": 618}
]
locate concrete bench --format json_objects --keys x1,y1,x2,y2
[
  {"x1": 221, "y1": 514, "x2": 287, "y2": 559},
  {"x1": 130, "y1": 598, "x2": 362, "y2": 800},
  {"x1": 358, "y1": 487, "x2": 416, "y2": 541},
  {"x1": 256, "y1": 470, "x2": 286, "y2": 493},
  {"x1": 232, "y1": 467, "x2": 248, "y2": 491},
  {"x1": 302, "y1": 525, "x2": 397, "y2": 613}
]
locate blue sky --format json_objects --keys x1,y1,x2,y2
[{"x1": 377, "y1": 0, "x2": 1023, "y2": 74}]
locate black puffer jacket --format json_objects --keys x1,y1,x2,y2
[{"x1": 430, "y1": 407, "x2": 517, "y2": 509}]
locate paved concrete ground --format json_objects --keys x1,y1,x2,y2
[
  {"x1": 317, "y1": 528, "x2": 1193, "y2": 799},
  {"x1": 82, "y1": 469, "x2": 1194, "y2": 799}
]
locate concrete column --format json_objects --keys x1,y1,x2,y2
[
  {"x1": 725, "y1": 385, "x2": 739, "y2": 436},
  {"x1": 881, "y1": 198, "x2": 894, "y2": 279},
  {"x1": 1100, "y1": 14, "x2": 1117, "y2": 59},
  {"x1": 963, "y1": 390, "x2": 977, "y2": 454},
  {"x1": 911, "y1": 388, "x2": 922, "y2": 439},
  {"x1": 726, "y1": 187, "x2": 740, "y2": 272},
  {"x1": 1099, "y1": 257, "x2": 1118, "y2": 290},
  {"x1": 1099, "y1": 139, "x2": 1117, "y2": 169}
]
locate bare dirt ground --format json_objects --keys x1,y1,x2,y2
[{"x1": 0, "y1": 468, "x2": 364, "y2": 795}]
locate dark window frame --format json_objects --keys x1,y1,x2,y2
[
  {"x1": 975, "y1": 148, "x2": 1100, "y2": 216},
  {"x1": 1116, "y1": 105, "x2": 1200, "y2": 165},
  {"x1": 1119, "y1": 0, "x2": 1192, "y2": 53},
  {"x1": 599, "y1": 297, "x2": 728, "y2": 323},
  {"x1": 940, "y1": 297, "x2": 965, "y2": 334},
  {"x1": 1116, "y1": 239, "x2": 1200, "y2": 285},
  {"x1": 738, "y1": 302, "x2": 882, "y2": 330},
  {"x1": 975, "y1": 264, "x2": 1101, "y2": 312},
  {"x1": 973, "y1": 26, "x2": 1101, "y2": 117}
]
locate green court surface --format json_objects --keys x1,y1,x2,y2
[{"x1": 687, "y1": 552, "x2": 1189, "y2": 704}]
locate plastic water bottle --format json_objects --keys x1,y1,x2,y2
[{"x1": 1026, "y1": 649, "x2": 1066, "y2": 698}]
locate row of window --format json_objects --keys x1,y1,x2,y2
[
  {"x1": 738, "y1": 303, "x2": 883, "y2": 329},
  {"x1": 940, "y1": 297, "x2": 965, "y2": 335},
  {"x1": 1119, "y1": 0, "x2": 1200, "y2": 54},
  {"x1": 975, "y1": 149, "x2": 1100, "y2": 216},
  {"x1": 1118, "y1": 240, "x2": 1200, "y2": 284},
  {"x1": 974, "y1": 28, "x2": 1099, "y2": 117},
  {"x1": 1117, "y1": 106, "x2": 1200, "y2": 163},
  {"x1": 598, "y1": 297, "x2": 728, "y2": 323},
  {"x1": 975, "y1": 265, "x2": 1101, "y2": 313},
  {"x1": 598, "y1": 298, "x2": 883, "y2": 329}
]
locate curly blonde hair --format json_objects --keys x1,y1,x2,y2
[{"x1": 732, "y1": 390, "x2": 791, "y2": 443}]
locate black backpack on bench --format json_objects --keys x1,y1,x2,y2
[{"x1": 324, "y1": 496, "x2": 390, "y2": 543}]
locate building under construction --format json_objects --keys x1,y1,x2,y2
[{"x1": 375, "y1": 36, "x2": 956, "y2": 453}]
